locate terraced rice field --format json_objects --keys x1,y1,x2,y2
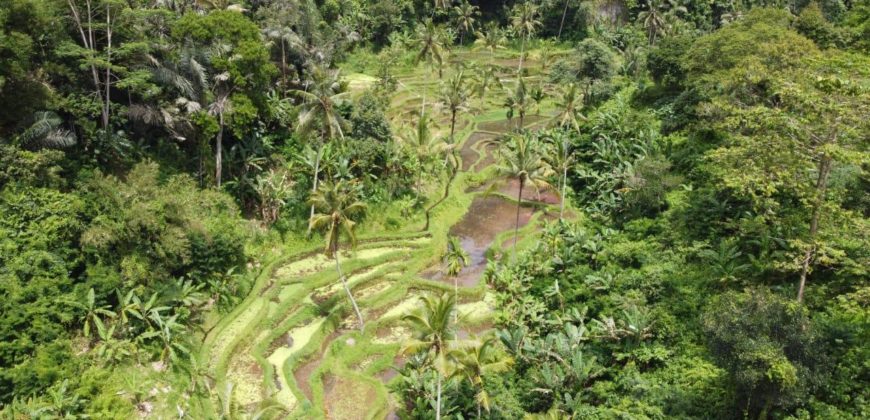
[{"x1": 201, "y1": 49, "x2": 566, "y2": 419}]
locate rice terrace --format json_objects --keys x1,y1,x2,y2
[{"x1": 1, "y1": 1, "x2": 867, "y2": 419}]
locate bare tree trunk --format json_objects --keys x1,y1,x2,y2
[
  {"x1": 335, "y1": 249, "x2": 364, "y2": 331},
  {"x1": 560, "y1": 165, "x2": 567, "y2": 220},
  {"x1": 436, "y1": 372, "x2": 442, "y2": 420},
  {"x1": 454, "y1": 275, "x2": 458, "y2": 323},
  {"x1": 308, "y1": 143, "x2": 322, "y2": 231},
  {"x1": 215, "y1": 113, "x2": 224, "y2": 187},
  {"x1": 517, "y1": 33, "x2": 528, "y2": 75},
  {"x1": 423, "y1": 162, "x2": 457, "y2": 231},
  {"x1": 558, "y1": 0, "x2": 570, "y2": 40},
  {"x1": 103, "y1": 4, "x2": 112, "y2": 132},
  {"x1": 281, "y1": 39, "x2": 287, "y2": 94},
  {"x1": 450, "y1": 110, "x2": 457, "y2": 142},
  {"x1": 67, "y1": 0, "x2": 107, "y2": 132},
  {"x1": 797, "y1": 155, "x2": 833, "y2": 303},
  {"x1": 514, "y1": 177, "x2": 525, "y2": 252}
]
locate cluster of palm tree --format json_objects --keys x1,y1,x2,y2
[{"x1": 401, "y1": 294, "x2": 513, "y2": 419}]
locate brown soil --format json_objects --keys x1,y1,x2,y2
[
  {"x1": 423, "y1": 196, "x2": 535, "y2": 287},
  {"x1": 477, "y1": 115, "x2": 547, "y2": 133},
  {"x1": 457, "y1": 321, "x2": 494, "y2": 340},
  {"x1": 377, "y1": 355, "x2": 406, "y2": 384},
  {"x1": 294, "y1": 330, "x2": 342, "y2": 403},
  {"x1": 460, "y1": 132, "x2": 497, "y2": 171},
  {"x1": 323, "y1": 374, "x2": 378, "y2": 420},
  {"x1": 499, "y1": 178, "x2": 561, "y2": 205}
]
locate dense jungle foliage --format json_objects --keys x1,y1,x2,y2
[{"x1": 0, "y1": 0, "x2": 868, "y2": 418}]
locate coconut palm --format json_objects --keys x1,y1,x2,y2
[
  {"x1": 473, "y1": 23, "x2": 507, "y2": 63},
  {"x1": 544, "y1": 130, "x2": 575, "y2": 220},
  {"x1": 291, "y1": 66, "x2": 349, "y2": 226},
  {"x1": 495, "y1": 133, "x2": 552, "y2": 252},
  {"x1": 414, "y1": 19, "x2": 450, "y2": 79},
  {"x1": 510, "y1": 2, "x2": 541, "y2": 74},
  {"x1": 552, "y1": 83, "x2": 585, "y2": 131},
  {"x1": 261, "y1": 24, "x2": 305, "y2": 92},
  {"x1": 452, "y1": 1, "x2": 480, "y2": 45},
  {"x1": 449, "y1": 337, "x2": 514, "y2": 418},
  {"x1": 208, "y1": 78, "x2": 232, "y2": 188},
  {"x1": 471, "y1": 64, "x2": 503, "y2": 110},
  {"x1": 638, "y1": 0, "x2": 686, "y2": 45},
  {"x1": 423, "y1": 135, "x2": 460, "y2": 231},
  {"x1": 309, "y1": 179, "x2": 367, "y2": 331},
  {"x1": 402, "y1": 293, "x2": 457, "y2": 420},
  {"x1": 401, "y1": 112, "x2": 440, "y2": 201},
  {"x1": 440, "y1": 69, "x2": 470, "y2": 142},
  {"x1": 504, "y1": 77, "x2": 532, "y2": 130},
  {"x1": 444, "y1": 235, "x2": 470, "y2": 319},
  {"x1": 557, "y1": 0, "x2": 574, "y2": 40}
]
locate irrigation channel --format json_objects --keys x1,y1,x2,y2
[{"x1": 201, "y1": 52, "x2": 565, "y2": 419}]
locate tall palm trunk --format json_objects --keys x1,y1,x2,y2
[
  {"x1": 513, "y1": 177, "x2": 525, "y2": 252},
  {"x1": 797, "y1": 155, "x2": 832, "y2": 303},
  {"x1": 335, "y1": 248, "x2": 364, "y2": 331},
  {"x1": 280, "y1": 39, "x2": 287, "y2": 93},
  {"x1": 308, "y1": 143, "x2": 323, "y2": 232},
  {"x1": 517, "y1": 33, "x2": 528, "y2": 75},
  {"x1": 559, "y1": 165, "x2": 567, "y2": 220},
  {"x1": 436, "y1": 372, "x2": 442, "y2": 420},
  {"x1": 450, "y1": 110, "x2": 457, "y2": 141},
  {"x1": 423, "y1": 161, "x2": 457, "y2": 231},
  {"x1": 558, "y1": 0, "x2": 570, "y2": 40},
  {"x1": 453, "y1": 276, "x2": 458, "y2": 323},
  {"x1": 215, "y1": 113, "x2": 224, "y2": 187}
]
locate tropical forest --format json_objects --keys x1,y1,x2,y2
[{"x1": 1, "y1": 0, "x2": 868, "y2": 418}]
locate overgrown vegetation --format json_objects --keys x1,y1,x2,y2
[{"x1": 1, "y1": 0, "x2": 867, "y2": 418}]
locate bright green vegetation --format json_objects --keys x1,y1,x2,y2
[{"x1": 1, "y1": 1, "x2": 868, "y2": 419}]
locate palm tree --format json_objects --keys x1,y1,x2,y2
[
  {"x1": 452, "y1": 1, "x2": 480, "y2": 45},
  {"x1": 414, "y1": 19, "x2": 450, "y2": 79},
  {"x1": 449, "y1": 338, "x2": 513, "y2": 418},
  {"x1": 423, "y1": 135, "x2": 460, "y2": 231},
  {"x1": 16, "y1": 111, "x2": 77, "y2": 150},
  {"x1": 471, "y1": 64, "x2": 503, "y2": 110},
  {"x1": 309, "y1": 179, "x2": 367, "y2": 331},
  {"x1": 403, "y1": 293, "x2": 457, "y2": 420},
  {"x1": 638, "y1": 0, "x2": 686, "y2": 45},
  {"x1": 544, "y1": 130, "x2": 575, "y2": 220},
  {"x1": 208, "y1": 75, "x2": 232, "y2": 188},
  {"x1": 552, "y1": 83, "x2": 585, "y2": 131},
  {"x1": 473, "y1": 23, "x2": 506, "y2": 63},
  {"x1": 440, "y1": 69, "x2": 470, "y2": 142},
  {"x1": 401, "y1": 112, "x2": 439, "y2": 201},
  {"x1": 504, "y1": 77, "x2": 532, "y2": 130},
  {"x1": 444, "y1": 235, "x2": 470, "y2": 318},
  {"x1": 557, "y1": 0, "x2": 574, "y2": 40},
  {"x1": 291, "y1": 66, "x2": 349, "y2": 226},
  {"x1": 262, "y1": 25, "x2": 304, "y2": 93},
  {"x1": 510, "y1": 2, "x2": 541, "y2": 75},
  {"x1": 495, "y1": 133, "x2": 552, "y2": 252}
]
